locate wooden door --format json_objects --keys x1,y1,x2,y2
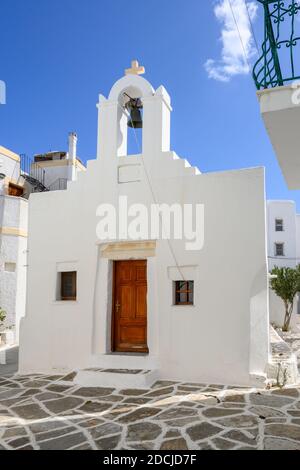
[{"x1": 112, "y1": 260, "x2": 148, "y2": 353}]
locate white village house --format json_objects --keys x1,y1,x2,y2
[
  {"x1": 18, "y1": 63, "x2": 272, "y2": 387},
  {"x1": 267, "y1": 200, "x2": 300, "y2": 329},
  {"x1": 0, "y1": 146, "x2": 28, "y2": 342},
  {"x1": 0, "y1": 137, "x2": 85, "y2": 344}
]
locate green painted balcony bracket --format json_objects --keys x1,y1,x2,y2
[{"x1": 253, "y1": 0, "x2": 300, "y2": 90}]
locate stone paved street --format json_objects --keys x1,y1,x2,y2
[{"x1": 0, "y1": 372, "x2": 300, "y2": 450}]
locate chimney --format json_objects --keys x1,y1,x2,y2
[
  {"x1": 68, "y1": 132, "x2": 77, "y2": 162},
  {"x1": 67, "y1": 132, "x2": 77, "y2": 181}
]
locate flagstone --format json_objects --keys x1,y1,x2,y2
[
  {"x1": 89, "y1": 422, "x2": 122, "y2": 440},
  {"x1": 186, "y1": 422, "x2": 222, "y2": 441},
  {"x1": 223, "y1": 393, "x2": 246, "y2": 403},
  {"x1": 212, "y1": 437, "x2": 237, "y2": 450},
  {"x1": 61, "y1": 372, "x2": 77, "y2": 382},
  {"x1": 3, "y1": 427, "x2": 27, "y2": 439},
  {"x1": 271, "y1": 388, "x2": 299, "y2": 398},
  {"x1": 160, "y1": 438, "x2": 188, "y2": 450},
  {"x1": 215, "y1": 414, "x2": 258, "y2": 428},
  {"x1": 1, "y1": 397, "x2": 34, "y2": 407},
  {"x1": 11, "y1": 403, "x2": 49, "y2": 420},
  {"x1": 198, "y1": 441, "x2": 214, "y2": 450},
  {"x1": 248, "y1": 405, "x2": 285, "y2": 418},
  {"x1": 39, "y1": 432, "x2": 87, "y2": 450},
  {"x1": 23, "y1": 380, "x2": 49, "y2": 388},
  {"x1": 202, "y1": 407, "x2": 242, "y2": 418},
  {"x1": 155, "y1": 407, "x2": 198, "y2": 420},
  {"x1": 127, "y1": 422, "x2": 162, "y2": 441},
  {"x1": 265, "y1": 424, "x2": 300, "y2": 441},
  {"x1": 128, "y1": 442, "x2": 155, "y2": 450},
  {"x1": 72, "y1": 442, "x2": 93, "y2": 450},
  {"x1": 35, "y1": 392, "x2": 63, "y2": 401},
  {"x1": 72, "y1": 387, "x2": 114, "y2": 397},
  {"x1": 291, "y1": 419, "x2": 300, "y2": 425},
  {"x1": 249, "y1": 393, "x2": 294, "y2": 408},
  {"x1": 95, "y1": 434, "x2": 121, "y2": 450},
  {"x1": 151, "y1": 381, "x2": 178, "y2": 389},
  {"x1": 264, "y1": 437, "x2": 300, "y2": 450},
  {"x1": 119, "y1": 389, "x2": 148, "y2": 396},
  {"x1": 236, "y1": 445, "x2": 256, "y2": 450},
  {"x1": 8, "y1": 437, "x2": 31, "y2": 448},
  {"x1": 44, "y1": 397, "x2": 83, "y2": 414},
  {"x1": 222, "y1": 429, "x2": 258, "y2": 445},
  {"x1": 29, "y1": 420, "x2": 70, "y2": 433},
  {"x1": 118, "y1": 407, "x2": 162, "y2": 423},
  {"x1": 97, "y1": 394, "x2": 124, "y2": 403},
  {"x1": 46, "y1": 384, "x2": 73, "y2": 393},
  {"x1": 146, "y1": 387, "x2": 175, "y2": 397},
  {"x1": 79, "y1": 401, "x2": 112, "y2": 414},
  {"x1": 164, "y1": 417, "x2": 200, "y2": 427},
  {"x1": 36, "y1": 426, "x2": 76, "y2": 442},
  {"x1": 123, "y1": 397, "x2": 152, "y2": 405},
  {"x1": 264, "y1": 417, "x2": 288, "y2": 424},
  {"x1": 78, "y1": 418, "x2": 106, "y2": 428},
  {"x1": 165, "y1": 429, "x2": 180, "y2": 438}
]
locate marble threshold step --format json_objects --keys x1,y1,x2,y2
[
  {"x1": 74, "y1": 367, "x2": 159, "y2": 389},
  {"x1": 89, "y1": 352, "x2": 159, "y2": 370}
]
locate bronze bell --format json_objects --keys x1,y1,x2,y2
[{"x1": 125, "y1": 96, "x2": 143, "y2": 129}]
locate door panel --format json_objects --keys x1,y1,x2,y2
[
  {"x1": 119, "y1": 285, "x2": 134, "y2": 319},
  {"x1": 136, "y1": 285, "x2": 147, "y2": 318},
  {"x1": 112, "y1": 260, "x2": 148, "y2": 353}
]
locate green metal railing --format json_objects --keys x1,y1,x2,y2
[{"x1": 253, "y1": 0, "x2": 300, "y2": 90}]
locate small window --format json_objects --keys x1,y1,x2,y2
[
  {"x1": 4, "y1": 262, "x2": 16, "y2": 272},
  {"x1": 275, "y1": 243, "x2": 284, "y2": 257},
  {"x1": 60, "y1": 271, "x2": 77, "y2": 301},
  {"x1": 8, "y1": 182, "x2": 23, "y2": 197},
  {"x1": 275, "y1": 219, "x2": 283, "y2": 232},
  {"x1": 174, "y1": 281, "x2": 194, "y2": 305}
]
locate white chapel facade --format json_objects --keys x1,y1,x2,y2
[{"x1": 19, "y1": 63, "x2": 271, "y2": 386}]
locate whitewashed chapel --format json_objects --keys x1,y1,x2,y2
[{"x1": 19, "y1": 62, "x2": 271, "y2": 387}]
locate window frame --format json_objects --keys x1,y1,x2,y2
[
  {"x1": 174, "y1": 280, "x2": 194, "y2": 306},
  {"x1": 60, "y1": 271, "x2": 77, "y2": 301},
  {"x1": 275, "y1": 218, "x2": 284, "y2": 232},
  {"x1": 275, "y1": 242, "x2": 285, "y2": 257}
]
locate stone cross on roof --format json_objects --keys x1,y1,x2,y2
[{"x1": 125, "y1": 60, "x2": 145, "y2": 76}]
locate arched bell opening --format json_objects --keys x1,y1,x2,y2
[{"x1": 117, "y1": 85, "x2": 144, "y2": 157}]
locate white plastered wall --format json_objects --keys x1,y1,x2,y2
[{"x1": 19, "y1": 74, "x2": 270, "y2": 385}]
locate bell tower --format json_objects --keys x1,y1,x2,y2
[{"x1": 96, "y1": 60, "x2": 172, "y2": 168}]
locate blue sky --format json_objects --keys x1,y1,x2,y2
[{"x1": 1, "y1": 0, "x2": 300, "y2": 208}]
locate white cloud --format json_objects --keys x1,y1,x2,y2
[{"x1": 205, "y1": 0, "x2": 258, "y2": 82}]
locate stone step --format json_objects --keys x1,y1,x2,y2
[
  {"x1": 90, "y1": 353, "x2": 159, "y2": 370},
  {"x1": 74, "y1": 368, "x2": 159, "y2": 389}
]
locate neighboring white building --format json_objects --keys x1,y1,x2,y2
[
  {"x1": 19, "y1": 66, "x2": 270, "y2": 387},
  {"x1": 0, "y1": 146, "x2": 28, "y2": 342},
  {"x1": 267, "y1": 200, "x2": 300, "y2": 328},
  {"x1": 267, "y1": 200, "x2": 300, "y2": 270},
  {"x1": 0, "y1": 136, "x2": 86, "y2": 342},
  {"x1": 31, "y1": 133, "x2": 86, "y2": 191}
]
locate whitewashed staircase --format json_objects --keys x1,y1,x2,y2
[{"x1": 267, "y1": 326, "x2": 299, "y2": 386}]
